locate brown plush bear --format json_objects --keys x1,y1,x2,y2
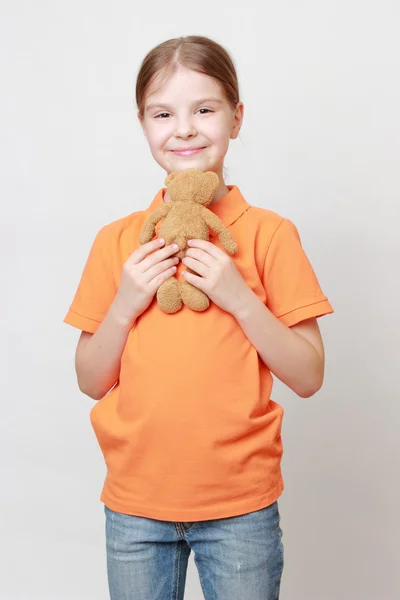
[{"x1": 139, "y1": 169, "x2": 238, "y2": 313}]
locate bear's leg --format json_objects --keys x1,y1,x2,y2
[
  {"x1": 180, "y1": 269, "x2": 210, "y2": 312},
  {"x1": 157, "y1": 277, "x2": 182, "y2": 314}
]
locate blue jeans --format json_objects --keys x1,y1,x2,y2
[{"x1": 104, "y1": 500, "x2": 284, "y2": 600}]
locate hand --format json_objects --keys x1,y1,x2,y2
[
  {"x1": 112, "y1": 238, "x2": 179, "y2": 324},
  {"x1": 181, "y1": 239, "x2": 252, "y2": 317}
]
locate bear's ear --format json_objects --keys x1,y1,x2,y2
[
  {"x1": 165, "y1": 172, "x2": 179, "y2": 186},
  {"x1": 205, "y1": 171, "x2": 220, "y2": 192}
]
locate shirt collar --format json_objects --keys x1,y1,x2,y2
[{"x1": 146, "y1": 185, "x2": 250, "y2": 235}]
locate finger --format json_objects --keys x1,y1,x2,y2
[
  {"x1": 182, "y1": 256, "x2": 209, "y2": 277},
  {"x1": 182, "y1": 269, "x2": 206, "y2": 291},
  {"x1": 149, "y1": 265, "x2": 178, "y2": 290},
  {"x1": 144, "y1": 256, "x2": 180, "y2": 282},
  {"x1": 129, "y1": 238, "x2": 166, "y2": 265},
  {"x1": 187, "y1": 238, "x2": 226, "y2": 259},
  {"x1": 140, "y1": 243, "x2": 180, "y2": 272},
  {"x1": 185, "y1": 247, "x2": 214, "y2": 267}
]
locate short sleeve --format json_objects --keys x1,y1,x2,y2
[
  {"x1": 263, "y1": 218, "x2": 334, "y2": 327},
  {"x1": 64, "y1": 225, "x2": 117, "y2": 333}
]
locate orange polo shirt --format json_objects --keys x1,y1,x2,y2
[{"x1": 64, "y1": 185, "x2": 334, "y2": 522}]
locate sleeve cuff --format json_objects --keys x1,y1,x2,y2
[
  {"x1": 63, "y1": 309, "x2": 102, "y2": 333},
  {"x1": 278, "y1": 298, "x2": 334, "y2": 328}
]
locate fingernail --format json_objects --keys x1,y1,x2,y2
[
  {"x1": 173, "y1": 244, "x2": 179, "y2": 250},
  {"x1": 159, "y1": 238, "x2": 165, "y2": 244}
]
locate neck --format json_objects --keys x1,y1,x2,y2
[
  {"x1": 163, "y1": 169, "x2": 229, "y2": 206},
  {"x1": 211, "y1": 179, "x2": 230, "y2": 205}
]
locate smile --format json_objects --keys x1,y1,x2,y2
[{"x1": 170, "y1": 147, "x2": 207, "y2": 157}]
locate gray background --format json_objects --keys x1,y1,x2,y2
[{"x1": 1, "y1": 0, "x2": 399, "y2": 598}]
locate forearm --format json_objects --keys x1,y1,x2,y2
[
  {"x1": 233, "y1": 290, "x2": 323, "y2": 398},
  {"x1": 76, "y1": 298, "x2": 136, "y2": 400}
]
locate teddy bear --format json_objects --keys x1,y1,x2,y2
[{"x1": 139, "y1": 169, "x2": 238, "y2": 313}]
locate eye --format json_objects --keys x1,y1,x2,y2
[
  {"x1": 197, "y1": 108, "x2": 213, "y2": 115},
  {"x1": 155, "y1": 112, "x2": 170, "y2": 119}
]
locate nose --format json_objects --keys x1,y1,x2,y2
[{"x1": 174, "y1": 115, "x2": 197, "y2": 139}]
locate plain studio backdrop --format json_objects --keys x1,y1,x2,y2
[{"x1": 1, "y1": 1, "x2": 399, "y2": 599}]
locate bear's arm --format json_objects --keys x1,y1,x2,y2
[
  {"x1": 200, "y1": 206, "x2": 226, "y2": 234},
  {"x1": 139, "y1": 204, "x2": 171, "y2": 244},
  {"x1": 200, "y1": 206, "x2": 238, "y2": 255}
]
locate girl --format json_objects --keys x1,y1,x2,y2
[{"x1": 64, "y1": 35, "x2": 334, "y2": 600}]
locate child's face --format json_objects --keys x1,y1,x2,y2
[{"x1": 139, "y1": 66, "x2": 243, "y2": 176}]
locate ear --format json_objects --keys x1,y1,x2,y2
[
  {"x1": 205, "y1": 171, "x2": 220, "y2": 193},
  {"x1": 137, "y1": 112, "x2": 147, "y2": 138},
  {"x1": 230, "y1": 101, "x2": 244, "y2": 140},
  {"x1": 165, "y1": 172, "x2": 179, "y2": 186}
]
